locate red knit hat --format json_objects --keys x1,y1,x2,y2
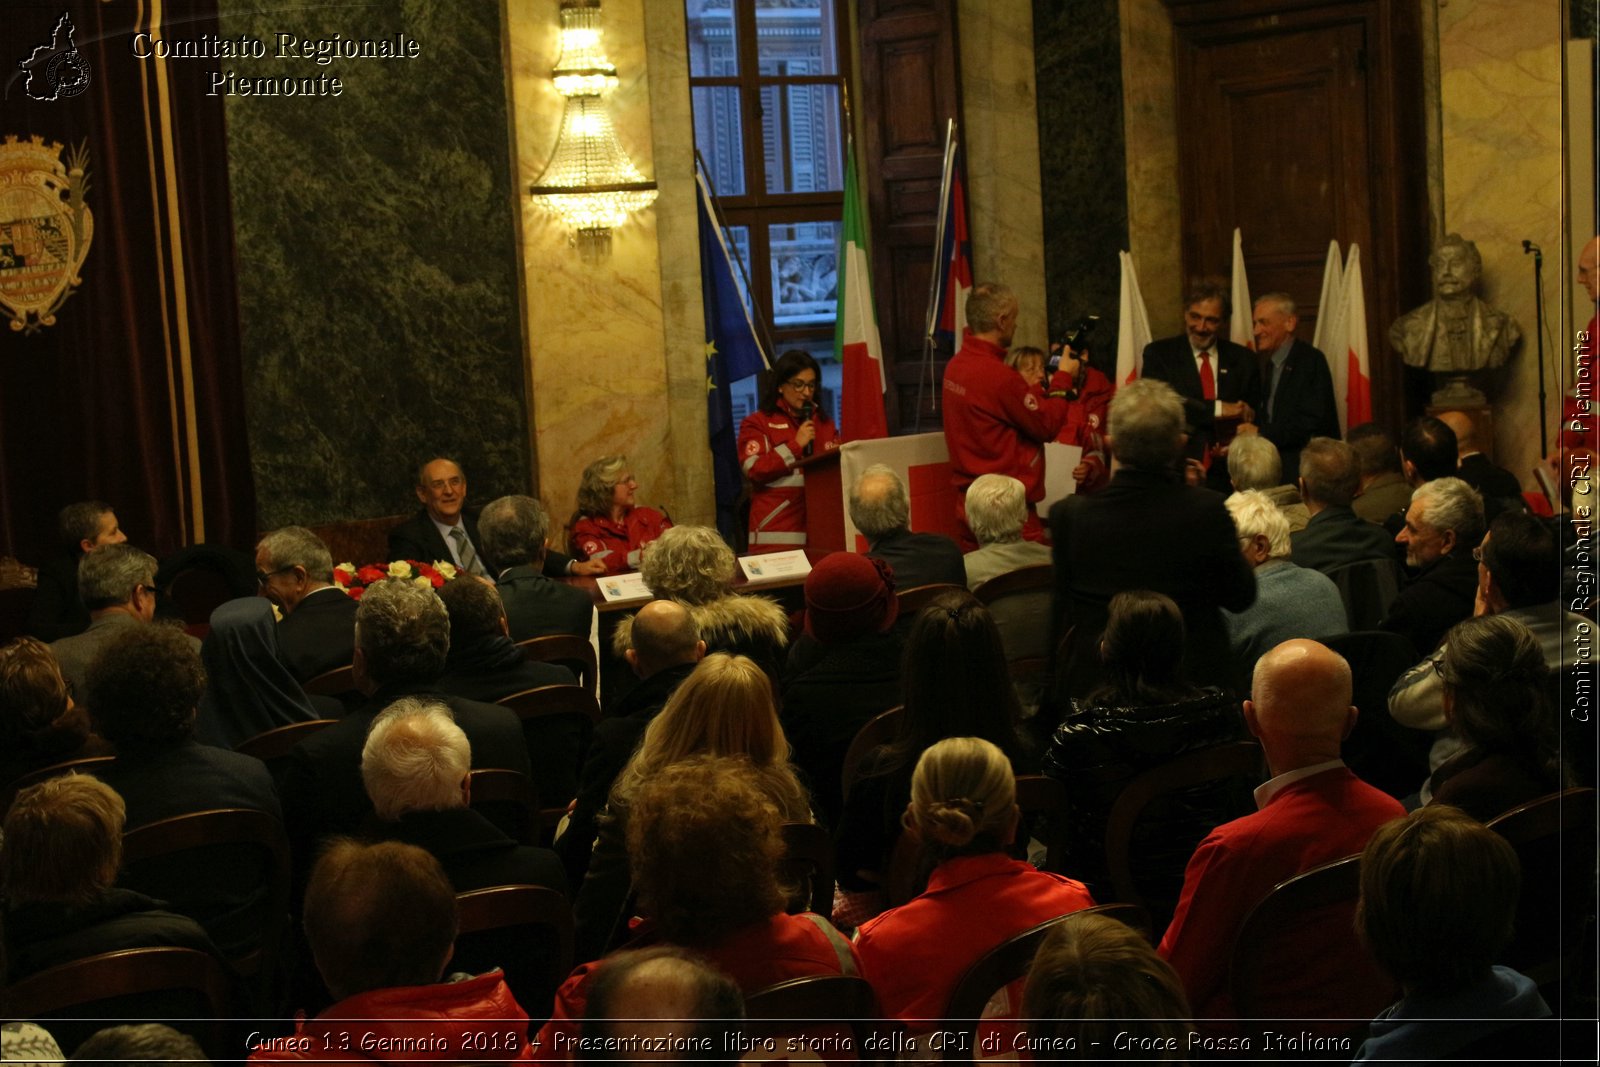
[{"x1": 803, "y1": 553, "x2": 898, "y2": 643}]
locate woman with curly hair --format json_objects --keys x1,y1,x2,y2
[
  {"x1": 855, "y1": 737, "x2": 1094, "y2": 1026},
  {"x1": 569, "y1": 455, "x2": 672, "y2": 576},
  {"x1": 0, "y1": 637, "x2": 111, "y2": 788},
  {"x1": 1423, "y1": 614, "x2": 1567, "y2": 820},
  {"x1": 572, "y1": 653, "x2": 811, "y2": 960},
  {"x1": 540, "y1": 755, "x2": 855, "y2": 1047},
  {"x1": 612, "y1": 525, "x2": 788, "y2": 680},
  {"x1": 738, "y1": 349, "x2": 839, "y2": 554}
]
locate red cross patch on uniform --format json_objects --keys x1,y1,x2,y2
[
  {"x1": 1023, "y1": 394, "x2": 1039, "y2": 411},
  {"x1": 744, "y1": 439, "x2": 761, "y2": 456}
]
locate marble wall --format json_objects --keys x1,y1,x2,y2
[
  {"x1": 1118, "y1": 0, "x2": 1183, "y2": 337},
  {"x1": 1033, "y1": 0, "x2": 1131, "y2": 363},
  {"x1": 1435, "y1": 0, "x2": 1568, "y2": 483},
  {"x1": 221, "y1": 0, "x2": 531, "y2": 530}
]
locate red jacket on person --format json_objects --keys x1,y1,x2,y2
[
  {"x1": 942, "y1": 335, "x2": 1070, "y2": 504},
  {"x1": 571, "y1": 507, "x2": 672, "y2": 575},
  {"x1": 738, "y1": 402, "x2": 839, "y2": 553}
]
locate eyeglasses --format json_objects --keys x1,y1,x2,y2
[
  {"x1": 784, "y1": 378, "x2": 818, "y2": 393},
  {"x1": 256, "y1": 566, "x2": 294, "y2": 586}
]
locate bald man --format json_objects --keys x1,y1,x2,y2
[
  {"x1": 1158, "y1": 640, "x2": 1404, "y2": 1028},
  {"x1": 1437, "y1": 410, "x2": 1523, "y2": 521}
]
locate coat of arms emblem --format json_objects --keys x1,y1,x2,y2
[{"x1": 0, "y1": 136, "x2": 94, "y2": 333}]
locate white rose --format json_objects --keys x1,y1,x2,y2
[{"x1": 387, "y1": 561, "x2": 411, "y2": 579}]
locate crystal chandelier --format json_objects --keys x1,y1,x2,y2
[{"x1": 528, "y1": 0, "x2": 658, "y2": 255}]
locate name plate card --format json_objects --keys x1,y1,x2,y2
[
  {"x1": 596, "y1": 572, "x2": 652, "y2": 604},
  {"x1": 737, "y1": 549, "x2": 812, "y2": 584}
]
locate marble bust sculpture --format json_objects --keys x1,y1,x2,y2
[{"x1": 1390, "y1": 233, "x2": 1521, "y2": 405}]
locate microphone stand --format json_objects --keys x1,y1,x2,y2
[{"x1": 1524, "y1": 241, "x2": 1547, "y2": 457}]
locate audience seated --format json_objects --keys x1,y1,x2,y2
[
  {"x1": 612, "y1": 526, "x2": 788, "y2": 681},
  {"x1": 1042, "y1": 591, "x2": 1243, "y2": 899},
  {"x1": 1416, "y1": 616, "x2": 1566, "y2": 820},
  {"x1": 477, "y1": 495, "x2": 595, "y2": 643},
  {"x1": 1437, "y1": 410, "x2": 1525, "y2": 524},
  {"x1": 435, "y1": 577, "x2": 574, "y2": 704},
  {"x1": 1226, "y1": 434, "x2": 1309, "y2": 531},
  {"x1": 779, "y1": 552, "x2": 903, "y2": 828},
  {"x1": 1353, "y1": 805, "x2": 1550, "y2": 1062},
  {"x1": 1380, "y1": 477, "x2": 1484, "y2": 657},
  {"x1": 573, "y1": 653, "x2": 811, "y2": 963},
  {"x1": 1158, "y1": 639, "x2": 1404, "y2": 1026},
  {"x1": 26, "y1": 501, "x2": 127, "y2": 642},
  {"x1": 835, "y1": 591, "x2": 1032, "y2": 916},
  {"x1": 251, "y1": 840, "x2": 531, "y2": 1063},
  {"x1": 1, "y1": 775, "x2": 220, "y2": 983},
  {"x1": 1022, "y1": 913, "x2": 1193, "y2": 1057},
  {"x1": 254, "y1": 526, "x2": 359, "y2": 684},
  {"x1": 85, "y1": 625, "x2": 282, "y2": 958},
  {"x1": 0, "y1": 637, "x2": 112, "y2": 788},
  {"x1": 569, "y1": 455, "x2": 672, "y2": 576},
  {"x1": 279, "y1": 578, "x2": 536, "y2": 866},
  {"x1": 855, "y1": 737, "x2": 1095, "y2": 1026},
  {"x1": 961, "y1": 473, "x2": 1052, "y2": 684},
  {"x1": 559, "y1": 601, "x2": 703, "y2": 886},
  {"x1": 541, "y1": 756, "x2": 858, "y2": 1052},
  {"x1": 1222, "y1": 490, "x2": 1347, "y2": 675},
  {"x1": 360, "y1": 697, "x2": 566, "y2": 896},
  {"x1": 1348, "y1": 424, "x2": 1413, "y2": 525},
  {"x1": 49, "y1": 544, "x2": 196, "y2": 700},
  {"x1": 69, "y1": 1023, "x2": 207, "y2": 1064},
  {"x1": 579, "y1": 946, "x2": 744, "y2": 1059},
  {"x1": 849, "y1": 465, "x2": 966, "y2": 590},
  {"x1": 1382, "y1": 416, "x2": 1459, "y2": 537},
  {"x1": 197, "y1": 598, "x2": 322, "y2": 749},
  {"x1": 1291, "y1": 436, "x2": 1401, "y2": 573}
]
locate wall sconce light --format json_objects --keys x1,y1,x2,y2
[{"x1": 528, "y1": 0, "x2": 658, "y2": 259}]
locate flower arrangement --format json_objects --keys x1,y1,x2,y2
[{"x1": 332, "y1": 559, "x2": 459, "y2": 599}]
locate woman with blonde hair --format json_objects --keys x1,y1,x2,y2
[
  {"x1": 570, "y1": 454, "x2": 671, "y2": 576},
  {"x1": 854, "y1": 736, "x2": 1094, "y2": 1024},
  {"x1": 573, "y1": 653, "x2": 811, "y2": 959}
]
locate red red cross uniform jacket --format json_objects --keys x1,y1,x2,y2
[
  {"x1": 738, "y1": 402, "x2": 839, "y2": 553},
  {"x1": 571, "y1": 507, "x2": 672, "y2": 575},
  {"x1": 942, "y1": 335, "x2": 1071, "y2": 505}
]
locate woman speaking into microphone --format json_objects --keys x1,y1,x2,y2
[{"x1": 737, "y1": 349, "x2": 839, "y2": 554}]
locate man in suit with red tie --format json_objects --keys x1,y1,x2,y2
[{"x1": 1140, "y1": 284, "x2": 1262, "y2": 485}]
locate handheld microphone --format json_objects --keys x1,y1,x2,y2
[
  {"x1": 799, "y1": 402, "x2": 814, "y2": 457},
  {"x1": 1522, "y1": 239, "x2": 1542, "y2": 262}
]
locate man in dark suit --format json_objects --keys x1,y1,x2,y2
[
  {"x1": 1050, "y1": 379, "x2": 1256, "y2": 697},
  {"x1": 26, "y1": 500, "x2": 126, "y2": 640},
  {"x1": 436, "y1": 575, "x2": 575, "y2": 703},
  {"x1": 278, "y1": 578, "x2": 539, "y2": 869},
  {"x1": 387, "y1": 455, "x2": 602, "y2": 578},
  {"x1": 256, "y1": 525, "x2": 359, "y2": 682},
  {"x1": 478, "y1": 495, "x2": 595, "y2": 644},
  {"x1": 1140, "y1": 284, "x2": 1262, "y2": 479},
  {"x1": 1380, "y1": 476, "x2": 1484, "y2": 657},
  {"x1": 1240, "y1": 293, "x2": 1339, "y2": 479},
  {"x1": 849, "y1": 465, "x2": 966, "y2": 590},
  {"x1": 1290, "y1": 438, "x2": 1402, "y2": 574},
  {"x1": 1437, "y1": 410, "x2": 1525, "y2": 523}
]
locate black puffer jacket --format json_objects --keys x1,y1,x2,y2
[{"x1": 1042, "y1": 688, "x2": 1246, "y2": 901}]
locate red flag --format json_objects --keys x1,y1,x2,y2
[{"x1": 1341, "y1": 245, "x2": 1373, "y2": 430}]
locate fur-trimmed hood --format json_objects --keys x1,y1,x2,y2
[{"x1": 612, "y1": 593, "x2": 790, "y2": 660}]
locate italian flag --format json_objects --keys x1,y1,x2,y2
[{"x1": 834, "y1": 136, "x2": 888, "y2": 441}]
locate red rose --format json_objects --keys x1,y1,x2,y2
[
  {"x1": 357, "y1": 565, "x2": 387, "y2": 584},
  {"x1": 349, "y1": 586, "x2": 365, "y2": 600}
]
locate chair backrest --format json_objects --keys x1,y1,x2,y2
[
  {"x1": 234, "y1": 718, "x2": 338, "y2": 764},
  {"x1": 120, "y1": 808, "x2": 290, "y2": 980},
  {"x1": 1013, "y1": 775, "x2": 1067, "y2": 874},
  {"x1": 1325, "y1": 557, "x2": 1404, "y2": 633},
  {"x1": 467, "y1": 768, "x2": 542, "y2": 846},
  {"x1": 1230, "y1": 854, "x2": 1397, "y2": 1033},
  {"x1": 166, "y1": 565, "x2": 237, "y2": 628},
  {"x1": 453, "y1": 884, "x2": 575, "y2": 1025},
  {"x1": 516, "y1": 634, "x2": 598, "y2": 697},
  {"x1": 780, "y1": 822, "x2": 836, "y2": 923},
  {"x1": 0, "y1": 756, "x2": 117, "y2": 818},
  {"x1": 1488, "y1": 786, "x2": 1599, "y2": 985},
  {"x1": 1322, "y1": 630, "x2": 1434, "y2": 799},
  {"x1": 745, "y1": 975, "x2": 893, "y2": 1067},
  {"x1": 971, "y1": 564, "x2": 1052, "y2": 606},
  {"x1": 1103, "y1": 741, "x2": 1263, "y2": 912},
  {"x1": 896, "y1": 582, "x2": 967, "y2": 617},
  {"x1": 839, "y1": 706, "x2": 904, "y2": 802},
  {"x1": 498, "y1": 684, "x2": 602, "y2": 726},
  {"x1": 302, "y1": 663, "x2": 357, "y2": 698}
]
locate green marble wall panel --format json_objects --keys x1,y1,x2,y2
[
  {"x1": 219, "y1": 0, "x2": 529, "y2": 528},
  {"x1": 1032, "y1": 0, "x2": 1131, "y2": 370}
]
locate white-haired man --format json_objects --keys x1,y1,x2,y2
[
  {"x1": 1380, "y1": 477, "x2": 1484, "y2": 656},
  {"x1": 256, "y1": 525, "x2": 358, "y2": 682},
  {"x1": 1222, "y1": 490, "x2": 1347, "y2": 674},
  {"x1": 963, "y1": 473, "x2": 1051, "y2": 589}
]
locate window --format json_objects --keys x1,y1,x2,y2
[{"x1": 686, "y1": 0, "x2": 850, "y2": 420}]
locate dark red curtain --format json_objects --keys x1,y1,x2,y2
[{"x1": 0, "y1": 1, "x2": 255, "y2": 565}]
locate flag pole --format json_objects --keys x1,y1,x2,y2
[
  {"x1": 915, "y1": 121, "x2": 958, "y2": 429},
  {"x1": 694, "y1": 149, "x2": 775, "y2": 371}
]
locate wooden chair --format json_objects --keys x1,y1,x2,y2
[
  {"x1": 453, "y1": 884, "x2": 575, "y2": 1026},
  {"x1": 839, "y1": 706, "x2": 903, "y2": 802},
  {"x1": 1013, "y1": 774, "x2": 1067, "y2": 874},
  {"x1": 1325, "y1": 557, "x2": 1404, "y2": 633},
  {"x1": 1102, "y1": 741, "x2": 1263, "y2": 915},
  {"x1": 745, "y1": 975, "x2": 896, "y2": 1067},
  {"x1": 896, "y1": 583, "x2": 967, "y2": 617},
  {"x1": 971, "y1": 564, "x2": 1053, "y2": 606},
  {"x1": 234, "y1": 718, "x2": 338, "y2": 766},
  {"x1": 1230, "y1": 854, "x2": 1396, "y2": 1038},
  {"x1": 1, "y1": 755, "x2": 116, "y2": 817},
  {"x1": 468, "y1": 767, "x2": 542, "y2": 847},
  {"x1": 120, "y1": 808, "x2": 291, "y2": 984},
  {"x1": 2, "y1": 947, "x2": 238, "y2": 1057},
  {"x1": 516, "y1": 634, "x2": 598, "y2": 698},
  {"x1": 973, "y1": 565, "x2": 1053, "y2": 695},
  {"x1": 781, "y1": 822, "x2": 836, "y2": 923},
  {"x1": 302, "y1": 663, "x2": 357, "y2": 699},
  {"x1": 497, "y1": 685, "x2": 601, "y2": 832},
  {"x1": 1488, "y1": 787, "x2": 1599, "y2": 987}
]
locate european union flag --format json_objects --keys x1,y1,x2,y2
[{"x1": 697, "y1": 167, "x2": 768, "y2": 542}]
